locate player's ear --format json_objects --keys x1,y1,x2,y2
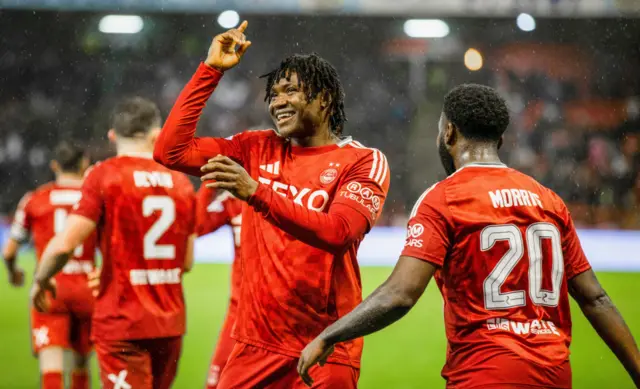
[
  {"x1": 444, "y1": 122, "x2": 457, "y2": 147},
  {"x1": 497, "y1": 136, "x2": 504, "y2": 150},
  {"x1": 148, "y1": 128, "x2": 161, "y2": 145},
  {"x1": 50, "y1": 160, "x2": 60, "y2": 175},
  {"x1": 107, "y1": 129, "x2": 117, "y2": 144},
  {"x1": 80, "y1": 156, "x2": 90, "y2": 174}
]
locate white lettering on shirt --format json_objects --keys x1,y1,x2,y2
[
  {"x1": 130, "y1": 268, "x2": 182, "y2": 285},
  {"x1": 133, "y1": 171, "x2": 174, "y2": 188},
  {"x1": 486, "y1": 318, "x2": 560, "y2": 336},
  {"x1": 489, "y1": 189, "x2": 543, "y2": 209},
  {"x1": 259, "y1": 177, "x2": 330, "y2": 212}
]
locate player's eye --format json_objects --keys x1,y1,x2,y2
[{"x1": 286, "y1": 87, "x2": 297, "y2": 94}]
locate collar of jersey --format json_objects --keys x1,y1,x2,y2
[
  {"x1": 118, "y1": 152, "x2": 154, "y2": 159},
  {"x1": 457, "y1": 162, "x2": 508, "y2": 171},
  {"x1": 289, "y1": 136, "x2": 352, "y2": 156}
]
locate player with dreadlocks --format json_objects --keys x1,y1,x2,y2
[{"x1": 154, "y1": 20, "x2": 390, "y2": 388}]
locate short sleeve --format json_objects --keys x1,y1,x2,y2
[
  {"x1": 9, "y1": 192, "x2": 33, "y2": 242},
  {"x1": 71, "y1": 164, "x2": 104, "y2": 223},
  {"x1": 331, "y1": 149, "x2": 390, "y2": 229},
  {"x1": 562, "y1": 207, "x2": 591, "y2": 279},
  {"x1": 400, "y1": 183, "x2": 453, "y2": 267}
]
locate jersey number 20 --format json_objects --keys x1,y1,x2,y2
[
  {"x1": 482, "y1": 223, "x2": 564, "y2": 310},
  {"x1": 143, "y1": 196, "x2": 176, "y2": 259}
]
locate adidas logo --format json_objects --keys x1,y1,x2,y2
[{"x1": 259, "y1": 161, "x2": 280, "y2": 175}]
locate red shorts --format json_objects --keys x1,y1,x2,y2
[
  {"x1": 30, "y1": 275, "x2": 94, "y2": 355},
  {"x1": 217, "y1": 342, "x2": 359, "y2": 389},
  {"x1": 95, "y1": 337, "x2": 183, "y2": 389},
  {"x1": 206, "y1": 311, "x2": 236, "y2": 388}
]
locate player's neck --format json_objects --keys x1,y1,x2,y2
[
  {"x1": 56, "y1": 173, "x2": 83, "y2": 187},
  {"x1": 116, "y1": 140, "x2": 154, "y2": 157},
  {"x1": 290, "y1": 126, "x2": 338, "y2": 148},
  {"x1": 455, "y1": 145, "x2": 502, "y2": 170}
]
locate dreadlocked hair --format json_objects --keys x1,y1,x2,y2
[{"x1": 260, "y1": 53, "x2": 347, "y2": 136}]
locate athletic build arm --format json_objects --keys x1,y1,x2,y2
[
  {"x1": 297, "y1": 256, "x2": 437, "y2": 386},
  {"x1": 569, "y1": 270, "x2": 640, "y2": 387}
]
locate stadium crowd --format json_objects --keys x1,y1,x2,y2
[{"x1": 1, "y1": 14, "x2": 639, "y2": 228}]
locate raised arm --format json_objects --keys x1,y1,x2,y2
[{"x1": 153, "y1": 21, "x2": 251, "y2": 176}]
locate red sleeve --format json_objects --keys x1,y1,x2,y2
[
  {"x1": 248, "y1": 184, "x2": 369, "y2": 253},
  {"x1": 71, "y1": 164, "x2": 104, "y2": 223},
  {"x1": 247, "y1": 149, "x2": 390, "y2": 253},
  {"x1": 561, "y1": 206, "x2": 592, "y2": 279},
  {"x1": 153, "y1": 62, "x2": 245, "y2": 177},
  {"x1": 9, "y1": 192, "x2": 33, "y2": 243},
  {"x1": 332, "y1": 149, "x2": 390, "y2": 230},
  {"x1": 195, "y1": 185, "x2": 231, "y2": 237},
  {"x1": 400, "y1": 183, "x2": 453, "y2": 267}
]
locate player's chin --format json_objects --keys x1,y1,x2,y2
[{"x1": 276, "y1": 121, "x2": 301, "y2": 138}]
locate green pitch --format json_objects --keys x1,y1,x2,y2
[{"x1": 1, "y1": 254, "x2": 638, "y2": 388}]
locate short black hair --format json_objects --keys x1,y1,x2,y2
[
  {"x1": 53, "y1": 141, "x2": 86, "y2": 172},
  {"x1": 260, "y1": 53, "x2": 347, "y2": 136},
  {"x1": 443, "y1": 84, "x2": 510, "y2": 143},
  {"x1": 111, "y1": 97, "x2": 161, "y2": 138}
]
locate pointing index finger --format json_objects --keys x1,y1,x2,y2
[{"x1": 236, "y1": 20, "x2": 248, "y2": 33}]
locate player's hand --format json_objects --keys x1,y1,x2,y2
[
  {"x1": 88, "y1": 268, "x2": 101, "y2": 297},
  {"x1": 30, "y1": 278, "x2": 57, "y2": 313},
  {"x1": 8, "y1": 267, "x2": 24, "y2": 287},
  {"x1": 205, "y1": 20, "x2": 252, "y2": 72},
  {"x1": 297, "y1": 337, "x2": 335, "y2": 387},
  {"x1": 200, "y1": 155, "x2": 258, "y2": 201}
]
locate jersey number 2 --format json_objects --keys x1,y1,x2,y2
[
  {"x1": 143, "y1": 196, "x2": 176, "y2": 259},
  {"x1": 481, "y1": 223, "x2": 564, "y2": 310}
]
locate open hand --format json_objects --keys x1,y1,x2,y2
[
  {"x1": 205, "y1": 20, "x2": 252, "y2": 72},
  {"x1": 30, "y1": 278, "x2": 57, "y2": 312},
  {"x1": 200, "y1": 155, "x2": 258, "y2": 201},
  {"x1": 297, "y1": 337, "x2": 335, "y2": 387}
]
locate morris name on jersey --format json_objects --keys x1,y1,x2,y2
[{"x1": 488, "y1": 188, "x2": 543, "y2": 209}]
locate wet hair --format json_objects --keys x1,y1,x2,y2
[
  {"x1": 111, "y1": 97, "x2": 161, "y2": 138},
  {"x1": 260, "y1": 53, "x2": 347, "y2": 135},
  {"x1": 443, "y1": 84, "x2": 510, "y2": 143},
  {"x1": 53, "y1": 141, "x2": 86, "y2": 172}
]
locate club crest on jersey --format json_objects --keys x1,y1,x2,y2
[{"x1": 320, "y1": 168, "x2": 338, "y2": 185}]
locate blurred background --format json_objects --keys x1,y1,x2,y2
[{"x1": 1, "y1": 0, "x2": 640, "y2": 388}]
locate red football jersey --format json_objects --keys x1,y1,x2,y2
[
  {"x1": 154, "y1": 62, "x2": 391, "y2": 368},
  {"x1": 10, "y1": 180, "x2": 97, "y2": 281},
  {"x1": 402, "y1": 163, "x2": 592, "y2": 388},
  {"x1": 71, "y1": 154, "x2": 195, "y2": 341},
  {"x1": 195, "y1": 185, "x2": 243, "y2": 310}
]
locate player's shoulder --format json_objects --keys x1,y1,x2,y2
[
  {"x1": 340, "y1": 137, "x2": 389, "y2": 182},
  {"x1": 409, "y1": 179, "x2": 451, "y2": 218},
  {"x1": 341, "y1": 137, "x2": 387, "y2": 159},
  {"x1": 231, "y1": 128, "x2": 279, "y2": 144},
  {"x1": 29, "y1": 182, "x2": 58, "y2": 198}
]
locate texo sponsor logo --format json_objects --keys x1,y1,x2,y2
[{"x1": 259, "y1": 177, "x2": 330, "y2": 212}]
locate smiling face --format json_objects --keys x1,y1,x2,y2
[{"x1": 268, "y1": 72, "x2": 326, "y2": 139}]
